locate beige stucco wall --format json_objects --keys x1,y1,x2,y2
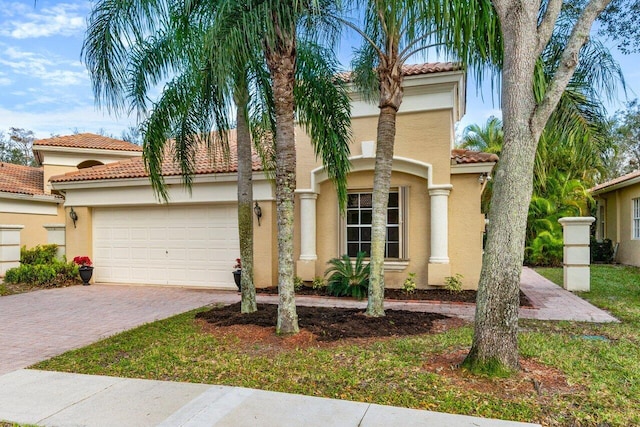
[
  {"x1": 64, "y1": 206, "x2": 93, "y2": 263},
  {"x1": 43, "y1": 165, "x2": 77, "y2": 194},
  {"x1": 597, "y1": 183, "x2": 640, "y2": 267},
  {"x1": 0, "y1": 206, "x2": 65, "y2": 250},
  {"x1": 254, "y1": 200, "x2": 277, "y2": 287},
  {"x1": 449, "y1": 174, "x2": 485, "y2": 289},
  {"x1": 295, "y1": 109, "x2": 453, "y2": 189}
]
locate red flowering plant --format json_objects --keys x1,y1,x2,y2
[
  {"x1": 233, "y1": 258, "x2": 241, "y2": 270},
  {"x1": 73, "y1": 256, "x2": 93, "y2": 268}
]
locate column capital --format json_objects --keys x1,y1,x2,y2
[
  {"x1": 428, "y1": 187, "x2": 452, "y2": 197},
  {"x1": 295, "y1": 190, "x2": 318, "y2": 200}
]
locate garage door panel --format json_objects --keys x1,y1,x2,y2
[{"x1": 93, "y1": 205, "x2": 239, "y2": 288}]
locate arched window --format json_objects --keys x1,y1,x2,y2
[{"x1": 77, "y1": 160, "x2": 104, "y2": 169}]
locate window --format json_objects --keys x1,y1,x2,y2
[
  {"x1": 597, "y1": 201, "x2": 606, "y2": 241},
  {"x1": 634, "y1": 198, "x2": 640, "y2": 240},
  {"x1": 345, "y1": 190, "x2": 403, "y2": 258}
]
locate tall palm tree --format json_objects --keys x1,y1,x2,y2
[
  {"x1": 344, "y1": 0, "x2": 501, "y2": 316},
  {"x1": 83, "y1": 0, "x2": 353, "y2": 332}
]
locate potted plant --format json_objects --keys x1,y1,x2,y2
[
  {"x1": 73, "y1": 256, "x2": 93, "y2": 286},
  {"x1": 233, "y1": 258, "x2": 242, "y2": 291}
]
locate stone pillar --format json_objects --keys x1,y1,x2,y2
[
  {"x1": 428, "y1": 186, "x2": 452, "y2": 285},
  {"x1": 0, "y1": 225, "x2": 24, "y2": 276},
  {"x1": 558, "y1": 217, "x2": 595, "y2": 292},
  {"x1": 44, "y1": 224, "x2": 66, "y2": 259},
  {"x1": 296, "y1": 191, "x2": 317, "y2": 281}
]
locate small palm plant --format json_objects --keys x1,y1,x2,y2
[{"x1": 325, "y1": 252, "x2": 371, "y2": 299}]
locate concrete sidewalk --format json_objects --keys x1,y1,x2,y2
[{"x1": 0, "y1": 369, "x2": 540, "y2": 427}]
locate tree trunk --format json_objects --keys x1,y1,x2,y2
[
  {"x1": 464, "y1": 2, "x2": 540, "y2": 373},
  {"x1": 366, "y1": 105, "x2": 397, "y2": 317},
  {"x1": 266, "y1": 37, "x2": 299, "y2": 335},
  {"x1": 235, "y1": 86, "x2": 257, "y2": 314},
  {"x1": 366, "y1": 61, "x2": 404, "y2": 317}
]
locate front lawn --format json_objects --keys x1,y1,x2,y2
[{"x1": 34, "y1": 265, "x2": 640, "y2": 426}]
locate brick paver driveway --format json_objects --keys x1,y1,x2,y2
[{"x1": 0, "y1": 285, "x2": 239, "y2": 375}]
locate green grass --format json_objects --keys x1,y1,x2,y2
[{"x1": 33, "y1": 265, "x2": 640, "y2": 426}]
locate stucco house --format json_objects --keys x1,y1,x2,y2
[
  {"x1": 591, "y1": 170, "x2": 640, "y2": 266},
  {"x1": 1, "y1": 62, "x2": 497, "y2": 289}
]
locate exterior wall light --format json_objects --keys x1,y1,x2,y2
[
  {"x1": 69, "y1": 207, "x2": 78, "y2": 228},
  {"x1": 254, "y1": 201, "x2": 262, "y2": 226}
]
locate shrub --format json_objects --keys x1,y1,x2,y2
[
  {"x1": 444, "y1": 273, "x2": 464, "y2": 292},
  {"x1": 403, "y1": 272, "x2": 417, "y2": 293},
  {"x1": 591, "y1": 238, "x2": 614, "y2": 263},
  {"x1": 4, "y1": 245, "x2": 79, "y2": 288},
  {"x1": 325, "y1": 252, "x2": 370, "y2": 299},
  {"x1": 525, "y1": 230, "x2": 563, "y2": 266},
  {"x1": 20, "y1": 244, "x2": 59, "y2": 265},
  {"x1": 312, "y1": 276, "x2": 326, "y2": 290},
  {"x1": 294, "y1": 276, "x2": 304, "y2": 292}
]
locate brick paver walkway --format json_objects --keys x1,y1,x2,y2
[
  {"x1": 0, "y1": 285, "x2": 232, "y2": 375},
  {"x1": 0, "y1": 267, "x2": 616, "y2": 376}
]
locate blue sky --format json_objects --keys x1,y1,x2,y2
[{"x1": 0, "y1": 1, "x2": 638, "y2": 139}]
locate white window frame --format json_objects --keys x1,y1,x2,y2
[
  {"x1": 633, "y1": 197, "x2": 640, "y2": 240},
  {"x1": 596, "y1": 200, "x2": 606, "y2": 241},
  {"x1": 341, "y1": 187, "x2": 408, "y2": 260}
]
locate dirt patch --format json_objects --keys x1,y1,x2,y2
[
  {"x1": 423, "y1": 348, "x2": 580, "y2": 401},
  {"x1": 196, "y1": 303, "x2": 455, "y2": 342},
  {"x1": 0, "y1": 279, "x2": 80, "y2": 297},
  {"x1": 256, "y1": 287, "x2": 533, "y2": 307}
]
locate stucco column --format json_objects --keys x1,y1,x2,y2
[
  {"x1": 558, "y1": 216, "x2": 595, "y2": 292},
  {"x1": 0, "y1": 225, "x2": 24, "y2": 276},
  {"x1": 428, "y1": 186, "x2": 452, "y2": 285},
  {"x1": 296, "y1": 191, "x2": 317, "y2": 281}
]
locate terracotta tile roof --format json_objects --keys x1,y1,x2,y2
[
  {"x1": 50, "y1": 133, "x2": 263, "y2": 184},
  {"x1": 34, "y1": 133, "x2": 142, "y2": 152},
  {"x1": 0, "y1": 162, "x2": 52, "y2": 197},
  {"x1": 591, "y1": 170, "x2": 640, "y2": 193},
  {"x1": 337, "y1": 62, "x2": 460, "y2": 82},
  {"x1": 451, "y1": 149, "x2": 499, "y2": 164}
]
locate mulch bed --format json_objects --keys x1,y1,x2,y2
[
  {"x1": 196, "y1": 303, "x2": 451, "y2": 342},
  {"x1": 256, "y1": 287, "x2": 533, "y2": 307}
]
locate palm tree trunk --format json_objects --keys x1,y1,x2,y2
[
  {"x1": 266, "y1": 39, "x2": 299, "y2": 335},
  {"x1": 367, "y1": 60, "x2": 403, "y2": 317},
  {"x1": 235, "y1": 86, "x2": 257, "y2": 314}
]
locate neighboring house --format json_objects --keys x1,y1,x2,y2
[
  {"x1": 0, "y1": 134, "x2": 142, "y2": 274},
  {"x1": 591, "y1": 170, "x2": 640, "y2": 267},
  {"x1": 3, "y1": 63, "x2": 497, "y2": 289}
]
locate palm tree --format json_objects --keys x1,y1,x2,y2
[
  {"x1": 460, "y1": 116, "x2": 503, "y2": 155},
  {"x1": 343, "y1": 0, "x2": 501, "y2": 316},
  {"x1": 83, "y1": 0, "x2": 353, "y2": 332}
]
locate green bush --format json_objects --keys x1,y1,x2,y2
[
  {"x1": 444, "y1": 273, "x2": 464, "y2": 292},
  {"x1": 525, "y1": 230, "x2": 564, "y2": 267},
  {"x1": 4, "y1": 245, "x2": 79, "y2": 288},
  {"x1": 325, "y1": 252, "x2": 370, "y2": 299},
  {"x1": 20, "y1": 244, "x2": 59, "y2": 265},
  {"x1": 591, "y1": 238, "x2": 614, "y2": 263}
]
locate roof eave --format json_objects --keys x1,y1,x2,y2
[
  {"x1": 0, "y1": 191, "x2": 63, "y2": 203},
  {"x1": 591, "y1": 175, "x2": 640, "y2": 196}
]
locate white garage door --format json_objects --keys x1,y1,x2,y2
[{"x1": 93, "y1": 205, "x2": 239, "y2": 288}]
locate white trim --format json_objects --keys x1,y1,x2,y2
[
  {"x1": 633, "y1": 197, "x2": 640, "y2": 240},
  {"x1": 306, "y1": 155, "x2": 449, "y2": 193},
  {"x1": 0, "y1": 191, "x2": 62, "y2": 203},
  {"x1": 61, "y1": 178, "x2": 275, "y2": 207},
  {"x1": 33, "y1": 145, "x2": 142, "y2": 158},
  {"x1": 450, "y1": 163, "x2": 496, "y2": 174},
  {"x1": 0, "y1": 197, "x2": 61, "y2": 215}
]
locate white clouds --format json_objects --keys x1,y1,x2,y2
[
  {"x1": 0, "y1": 45, "x2": 87, "y2": 86},
  {"x1": 0, "y1": 105, "x2": 136, "y2": 138},
  {"x1": 0, "y1": 2, "x2": 89, "y2": 39}
]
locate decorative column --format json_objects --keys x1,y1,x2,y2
[
  {"x1": 558, "y1": 217, "x2": 595, "y2": 292},
  {"x1": 428, "y1": 185, "x2": 452, "y2": 285},
  {"x1": 0, "y1": 225, "x2": 24, "y2": 276},
  {"x1": 44, "y1": 224, "x2": 66, "y2": 259},
  {"x1": 296, "y1": 191, "x2": 317, "y2": 281}
]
